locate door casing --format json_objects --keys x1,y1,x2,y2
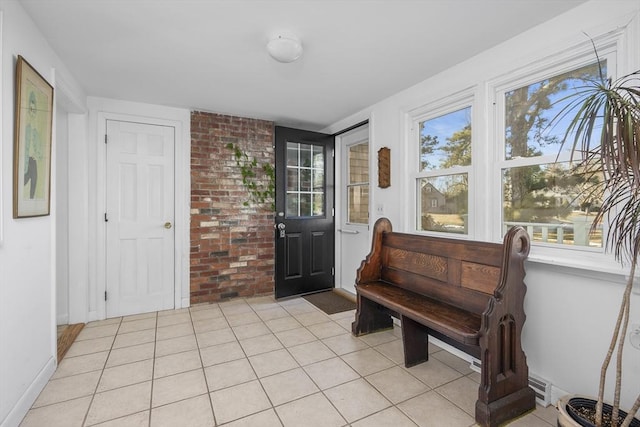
[{"x1": 92, "y1": 106, "x2": 190, "y2": 321}]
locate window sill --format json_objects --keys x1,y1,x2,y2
[{"x1": 526, "y1": 248, "x2": 632, "y2": 283}]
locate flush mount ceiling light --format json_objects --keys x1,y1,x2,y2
[{"x1": 267, "y1": 34, "x2": 303, "y2": 63}]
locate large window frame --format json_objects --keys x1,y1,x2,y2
[
  {"x1": 410, "y1": 90, "x2": 476, "y2": 239},
  {"x1": 494, "y1": 58, "x2": 615, "y2": 251},
  {"x1": 405, "y1": 35, "x2": 627, "y2": 273},
  {"x1": 488, "y1": 38, "x2": 622, "y2": 271}
]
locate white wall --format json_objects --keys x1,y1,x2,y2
[
  {"x1": 325, "y1": 0, "x2": 640, "y2": 409},
  {"x1": 55, "y1": 107, "x2": 69, "y2": 325},
  {"x1": 0, "y1": 1, "x2": 85, "y2": 425}
]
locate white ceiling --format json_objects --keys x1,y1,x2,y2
[{"x1": 20, "y1": 0, "x2": 587, "y2": 131}]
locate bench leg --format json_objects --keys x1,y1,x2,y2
[
  {"x1": 352, "y1": 295, "x2": 393, "y2": 336},
  {"x1": 475, "y1": 315, "x2": 536, "y2": 427},
  {"x1": 401, "y1": 315, "x2": 429, "y2": 368}
]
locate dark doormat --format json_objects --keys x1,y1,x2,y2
[
  {"x1": 57, "y1": 323, "x2": 85, "y2": 362},
  {"x1": 303, "y1": 290, "x2": 356, "y2": 315}
]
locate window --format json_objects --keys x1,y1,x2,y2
[
  {"x1": 347, "y1": 142, "x2": 369, "y2": 224},
  {"x1": 415, "y1": 105, "x2": 471, "y2": 235},
  {"x1": 498, "y1": 61, "x2": 606, "y2": 248},
  {"x1": 405, "y1": 39, "x2": 622, "y2": 271},
  {"x1": 286, "y1": 142, "x2": 325, "y2": 217}
]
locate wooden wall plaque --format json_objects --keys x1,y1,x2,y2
[{"x1": 378, "y1": 147, "x2": 390, "y2": 188}]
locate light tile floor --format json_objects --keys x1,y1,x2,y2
[{"x1": 21, "y1": 296, "x2": 558, "y2": 426}]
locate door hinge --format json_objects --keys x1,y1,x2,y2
[
  {"x1": 332, "y1": 207, "x2": 335, "y2": 217},
  {"x1": 104, "y1": 213, "x2": 108, "y2": 222},
  {"x1": 104, "y1": 291, "x2": 108, "y2": 301},
  {"x1": 104, "y1": 134, "x2": 108, "y2": 144},
  {"x1": 332, "y1": 149, "x2": 335, "y2": 158},
  {"x1": 331, "y1": 267, "x2": 335, "y2": 276}
]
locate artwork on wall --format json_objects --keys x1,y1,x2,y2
[
  {"x1": 378, "y1": 147, "x2": 390, "y2": 188},
  {"x1": 0, "y1": 12, "x2": 3, "y2": 243},
  {"x1": 13, "y1": 55, "x2": 54, "y2": 218}
]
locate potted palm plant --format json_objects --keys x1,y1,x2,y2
[{"x1": 553, "y1": 46, "x2": 640, "y2": 427}]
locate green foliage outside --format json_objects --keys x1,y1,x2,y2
[{"x1": 419, "y1": 62, "x2": 604, "y2": 244}]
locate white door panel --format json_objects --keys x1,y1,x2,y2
[
  {"x1": 106, "y1": 120, "x2": 175, "y2": 317},
  {"x1": 337, "y1": 125, "x2": 370, "y2": 295}
]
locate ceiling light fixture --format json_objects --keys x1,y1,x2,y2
[{"x1": 267, "y1": 34, "x2": 303, "y2": 63}]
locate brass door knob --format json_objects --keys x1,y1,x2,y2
[{"x1": 164, "y1": 222, "x2": 172, "y2": 229}]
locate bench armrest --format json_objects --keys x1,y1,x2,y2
[
  {"x1": 355, "y1": 217, "x2": 392, "y2": 285},
  {"x1": 478, "y1": 226, "x2": 531, "y2": 405}
]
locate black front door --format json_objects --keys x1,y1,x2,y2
[{"x1": 274, "y1": 126, "x2": 335, "y2": 299}]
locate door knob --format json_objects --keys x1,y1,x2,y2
[{"x1": 164, "y1": 222, "x2": 172, "y2": 229}]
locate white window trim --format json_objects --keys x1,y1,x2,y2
[
  {"x1": 488, "y1": 32, "x2": 624, "y2": 273},
  {"x1": 407, "y1": 87, "x2": 477, "y2": 240},
  {"x1": 402, "y1": 27, "x2": 639, "y2": 275}
]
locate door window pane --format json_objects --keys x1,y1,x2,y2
[
  {"x1": 418, "y1": 174, "x2": 468, "y2": 234},
  {"x1": 348, "y1": 186, "x2": 369, "y2": 224},
  {"x1": 287, "y1": 145, "x2": 299, "y2": 166},
  {"x1": 347, "y1": 142, "x2": 369, "y2": 224},
  {"x1": 287, "y1": 168, "x2": 299, "y2": 191},
  {"x1": 286, "y1": 142, "x2": 325, "y2": 217}
]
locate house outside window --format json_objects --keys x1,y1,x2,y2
[{"x1": 414, "y1": 103, "x2": 472, "y2": 235}]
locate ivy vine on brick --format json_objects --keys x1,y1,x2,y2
[{"x1": 226, "y1": 142, "x2": 275, "y2": 210}]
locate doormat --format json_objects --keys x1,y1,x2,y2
[
  {"x1": 57, "y1": 323, "x2": 85, "y2": 362},
  {"x1": 303, "y1": 290, "x2": 356, "y2": 315}
]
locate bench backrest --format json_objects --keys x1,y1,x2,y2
[
  {"x1": 379, "y1": 231, "x2": 503, "y2": 315},
  {"x1": 357, "y1": 218, "x2": 530, "y2": 316}
]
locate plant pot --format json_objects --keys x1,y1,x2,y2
[{"x1": 557, "y1": 395, "x2": 640, "y2": 427}]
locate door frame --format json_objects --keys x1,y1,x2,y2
[
  {"x1": 334, "y1": 123, "x2": 371, "y2": 294},
  {"x1": 92, "y1": 106, "x2": 190, "y2": 321}
]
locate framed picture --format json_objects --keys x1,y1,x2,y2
[
  {"x1": 378, "y1": 147, "x2": 390, "y2": 188},
  {"x1": 13, "y1": 55, "x2": 53, "y2": 218}
]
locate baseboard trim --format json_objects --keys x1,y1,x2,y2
[
  {"x1": 1, "y1": 356, "x2": 56, "y2": 427},
  {"x1": 56, "y1": 313, "x2": 69, "y2": 325}
]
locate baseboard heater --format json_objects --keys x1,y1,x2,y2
[{"x1": 470, "y1": 359, "x2": 552, "y2": 407}]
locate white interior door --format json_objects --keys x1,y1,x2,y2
[
  {"x1": 337, "y1": 125, "x2": 370, "y2": 295},
  {"x1": 105, "y1": 120, "x2": 175, "y2": 317}
]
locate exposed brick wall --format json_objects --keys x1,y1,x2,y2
[{"x1": 190, "y1": 111, "x2": 275, "y2": 303}]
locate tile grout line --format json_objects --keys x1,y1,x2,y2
[
  {"x1": 28, "y1": 296, "x2": 555, "y2": 427},
  {"x1": 81, "y1": 315, "x2": 122, "y2": 427},
  {"x1": 190, "y1": 302, "x2": 220, "y2": 426}
]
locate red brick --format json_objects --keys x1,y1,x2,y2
[{"x1": 190, "y1": 111, "x2": 275, "y2": 304}]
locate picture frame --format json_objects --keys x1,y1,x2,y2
[
  {"x1": 13, "y1": 55, "x2": 54, "y2": 218},
  {"x1": 378, "y1": 147, "x2": 390, "y2": 188}
]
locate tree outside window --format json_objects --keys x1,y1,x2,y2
[
  {"x1": 417, "y1": 106, "x2": 471, "y2": 234},
  {"x1": 501, "y1": 62, "x2": 604, "y2": 247}
]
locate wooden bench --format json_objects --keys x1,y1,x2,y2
[{"x1": 351, "y1": 217, "x2": 535, "y2": 427}]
